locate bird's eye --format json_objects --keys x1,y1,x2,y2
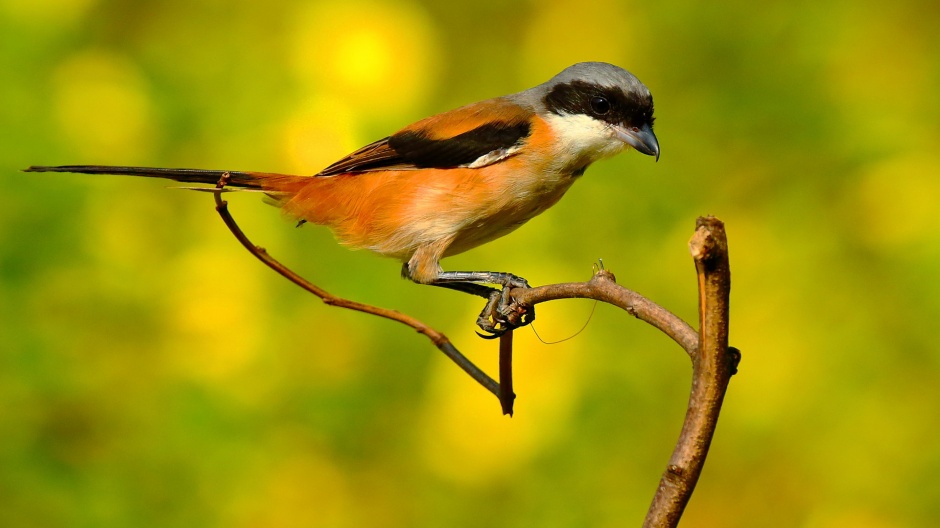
[{"x1": 590, "y1": 96, "x2": 610, "y2": 115}]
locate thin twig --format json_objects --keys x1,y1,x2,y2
[
  {"x1": 510, "y1": 270, "x2": 698, "y2": 355},
  {"x1": 642, "y1": 216, "x2": 737, "y2": 528},
  {"x1": 498, "y1": 331, "x2": 515, "y2": 416},
  {"x1": 210, "y1": 174, "x2": 500, "y2": 399}
]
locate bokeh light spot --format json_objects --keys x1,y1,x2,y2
[
  {"x1": 52, "y1": 50, "x2": 157, "y2": 162},
  {"x1": 418, "y1": 324, "x2": 581, "y2": 485},
  {"x1": 290, "y1": 0, "x2": 439, "y2": 118},
  {"x1": 282, "y1": 95, "x2": 361, "y2": 174},
  {"x1": 336, "y1": 30, "x2": 392, "y2": 89},
  {"x1": 164, "y1": 247, "x2": 266, "y2": 382}
]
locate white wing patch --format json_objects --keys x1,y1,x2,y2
[{"x1": 463, "y1": 144, "x2": 524, "y2": 169}]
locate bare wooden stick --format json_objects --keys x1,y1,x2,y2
[
  {"x1": 509, "y1": 271, "x2": 698, "y2": 355},
  {"x1": 498, "y1": 331, "x2": 516, "y2": 416},
  {"x1": 510, "y1": 217, "x2": 735, "y2": 527},
  {"x1": 641, "y1": 216, "x2": 737, "y2": 528}
]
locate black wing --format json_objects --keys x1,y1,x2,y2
[
  {"x1": 316, "y1": 120, "x2": 532, "y2": 176},
  {"x1": 316, "y1": 137, "x2": 408, "y2": 176}
]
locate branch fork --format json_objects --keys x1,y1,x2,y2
[{"x1": 210, "y1": 174, "x2": 736, "y2": 527}]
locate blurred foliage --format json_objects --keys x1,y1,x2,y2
[{"x1": 2, "y1": 0, "x2": 940, "y2": 526}]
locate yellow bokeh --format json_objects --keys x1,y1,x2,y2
[
  {"x1": 0, "y1": 0, "x2": 97, "y2": 23},
  {"x1": 804, "y1": 509, "x2": 897, "y2": 528},
  {"x1": 520, "y1": 0, "x2": 634, "y2": 82},
  {"x1": 850, "y1": 154, "x2": 940, "y2": 248},
  {"x1": 290, "y1": 0, "x2": 440, "y2": 118},
  {"x1": 418, "y1": 319, "x2": 583, "y2": 485},
  {"x1": 281, "y1": 95, "x2": 362, "y2": 174},
  {"x1": 7, "y1": 1, "x2": 940, "y2": 526},
  {"x1": 163, "y1": 245, "x2": 267, "y2": 383},
  {"x1": 235, "y1": 446, "x2": 356, "y2": 528},
  {"x1": 52, "y1": 50, "x2": 157, "y2": 162},
  {"x1": 823, "y1": 7, "x2": 932, "y2": 154}
]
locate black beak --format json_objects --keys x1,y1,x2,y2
[{"x1": 613, "y1": 122, "x2": 660, "y2": 161}]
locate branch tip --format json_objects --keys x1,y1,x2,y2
[
  {"x1": 644, "y1": 215, "x2": 733, "y2": 528},
  {"x1": 689, "y1": 216, "x2": 728, "y2": 264},
  {"x1": 498, "y1": 331, "x2": 516, "y2": 416},
  {"x1": 590, "y1": 268, "x2": 617, "y2": 284}
]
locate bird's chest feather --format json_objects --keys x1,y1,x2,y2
[{"x1": 440, "y1": 156, "x2": 579, "y2": 255}]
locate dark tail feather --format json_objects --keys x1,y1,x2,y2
[{"x1": 23, "y1": 165, "x2": 267, "y2": 189}]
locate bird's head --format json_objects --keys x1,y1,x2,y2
[{"x1": 520, "y1": 62, "x2": 659, "y2": 171}]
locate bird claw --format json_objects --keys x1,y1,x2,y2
[{"x1": 475, "y1": 282, "x2": 535, "y2": 339}]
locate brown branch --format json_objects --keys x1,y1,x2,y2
[
  {"x1": 511, "y1": 217, "x2": 735, "y2": 527},
  {"x1": 509, "y1": 270, "x2": 698, "y2": 355},
  {"x1": 498, "y1": 331, "x2": 516, "y2": 416},
  {"x1": 641, "y1": 216, "x2": 737, "y2": 528},
  {"x1": 209, "y1": 176, "x2": 501, "y2": 402}
]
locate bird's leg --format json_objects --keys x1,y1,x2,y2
[
  {"x1": 404, "y1": 264, "x2": 535, "y2": 338},
  {"x1": 434, "y1": 271, "x2": 531, "y2": 290}
]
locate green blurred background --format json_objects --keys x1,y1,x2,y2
[{"x1": 2, "y1": 0, "x2": 940, "y2": 526}]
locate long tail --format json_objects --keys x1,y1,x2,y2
[{"x1": 23, "y1": 165, "x2": 288, "y2": 190}]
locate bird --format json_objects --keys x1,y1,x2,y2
[{"x1": 26, "y1": 61, "x2": 659, "y2": 336}]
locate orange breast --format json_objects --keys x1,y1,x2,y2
[{"x1": 274, "y1": 115, "x2": 576, "y2": 262}]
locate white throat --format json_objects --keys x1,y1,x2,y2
[{"x1": 542, "y1": 113, "x2": 628, "y2": 174}]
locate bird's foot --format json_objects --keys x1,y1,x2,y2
[{"x1": 475, "y1": 275, "x2": 535, "y2": 339}]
